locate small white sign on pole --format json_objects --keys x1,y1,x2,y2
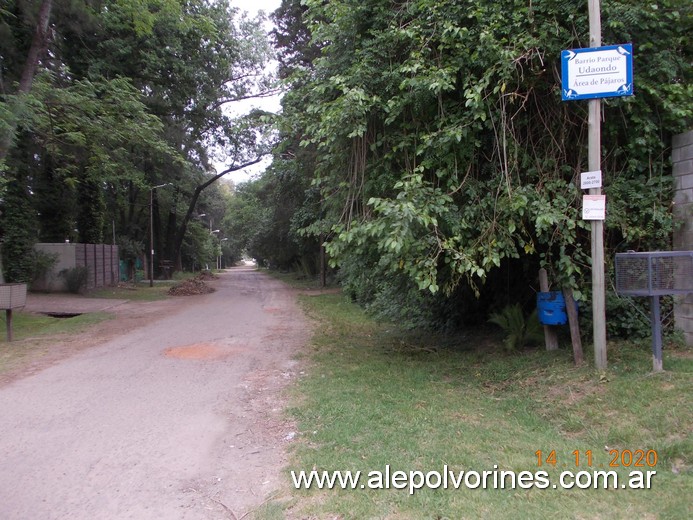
[
  {"x1": 582, "y1": 195, "x2": 606, "y2": 220},
  {"x1": 581, "y1": 170, "x2": 602, "y2": 189}
]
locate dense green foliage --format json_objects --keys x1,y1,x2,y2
[
  {"x1": 223, "y1": 166, "x2": 322, "y2": 271},
  {"x1": 1, "y1": 178, "x2": 39, "y2": 282},
  {"x1": 264, "y1": 0, "x2": 692, "y2": 332},
  {"x1": 488, "y1": 304, "x2": 544, "y2": 351},
  {"x1": 1, "y1": 0, "x2": 690, "y2": 340},
  {"x1": 0, "y1": 0, "x2": 273, "y2": 281}
]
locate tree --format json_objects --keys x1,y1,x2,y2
[
  {"x1": 272, "y1": 0, "x2": 692, "y2": 330},
  {"x1": 1, "y1": 169, "x2": 39, "y2": 282},
  {"x1": 1, "y1": 0, "x2": 276, "y2": 281},
  {"x1": 223, "y1": 160, "x2": 322, "y2": 270},
  {"x1": 0, "y1": 0, "x2": 53, "y2": 163},
  {"x1": 77, "y1": 0, "x2": 275, "y2": 271}
]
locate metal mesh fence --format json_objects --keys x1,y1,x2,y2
[{"x1": 615, "y1": 251, "x2": 693, "y2": 296}]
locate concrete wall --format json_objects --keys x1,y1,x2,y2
[
  {"x1": 34, "y1": 243, "x2": 119, "y2": 292},
  {"x1": 673, "y1": 130, "x2": 693, "y2": 346},
  {"x1": 33, "y1": 243, "x2": 77, "y2": 291}
]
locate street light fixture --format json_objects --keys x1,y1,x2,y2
[{"x1": 150, "y1": 183, "x2": 173, "y2": 287}]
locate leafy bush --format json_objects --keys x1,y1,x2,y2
[
  {"x1": 604, "y1": 293, "x2": 675, "y2": 340},
  {"x1": 61, "y1": 266, "x2": 89, "y2": 294},
  {"x1": 117, "y1": 236, "x2": 144, "y2": 263},
  {"x1": 488, "y1": 304, "x2": 544, "y2": 351},
  {"x1": 367, "y1": 278, "x2": 441, "y2": 331}
]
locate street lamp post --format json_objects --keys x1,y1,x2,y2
[
  {"x1": 209, "y1": 229, "x2": 220, "y2": 271},
  {"x1": 150, "y1": 183, "x2": 172, "y2": 287},
  {"x1": 219, "y1": 237, "x2": 228, "y2": 269}
]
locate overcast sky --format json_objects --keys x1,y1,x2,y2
[
  {"x1": 219, "y1": 0, "x2": 283, "y2": 184},
  {"x1": 233, "y1": 0, "x2": 281, "y2": 15}
]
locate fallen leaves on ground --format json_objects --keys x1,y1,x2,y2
[{"x1": 168, "y1": 275, "x2": 216, "y2": 296}]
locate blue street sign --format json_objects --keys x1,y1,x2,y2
[{"x1": 561, "y1": 44, "x2": 633, "y2": 101}]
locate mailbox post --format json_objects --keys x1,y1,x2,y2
[
  {"x1": 615, "y1": 251, "x2": 693, "y2": 371},
  {"x1": 0, "y1": 283, "x2": 27, "y2": 341}
]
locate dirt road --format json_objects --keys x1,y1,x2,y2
[{"x1": 0, "y1": 268, "x2": 310, "y2": 519}]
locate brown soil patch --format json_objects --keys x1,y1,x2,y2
[
  {"x1": 168, "y1": 276, "x2": 216, "y2": 296},
  {"x1": 163, "y1": 342, "x2": 246, "y2": 360}
]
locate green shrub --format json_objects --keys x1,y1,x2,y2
[
  {"x1": 578, "y1": 290, "x2": 675, "y2": 341},
  {"x1": 61, "y1": 266, "x2": 89, "y2": 294},
  {"x1": 488, "y1": 304, "x2": 544, "y2": 351}
]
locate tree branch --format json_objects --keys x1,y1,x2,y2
[
  {"x1": 172, "y1": 156, "x2": 267, "y2": 269},
  {"x1": 18, "y1": 0, "x2": 53, "y2": 95},
  {"x1": 200, "y1": 157, "x2": 264, "y2": 190},
  {"x1": 211, "y1": 89, "x2": 283, "y2": 110}
]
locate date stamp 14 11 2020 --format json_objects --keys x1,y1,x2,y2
[{"x1": 535, "y1": 449, "x2": 658, "y2": 469}]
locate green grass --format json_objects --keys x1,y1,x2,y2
[
  {"x1": 0, "y1": 271, "x2": 195, "y2": 376},
  {"x1": 0, "y1": 311, "x2": 112, "y2": 342},
  {"x1": 262, "y1": 292, "x2": 692, "y2": 520},
  {"x1": 89, "y1": 282, "x2": 176, "y2": 301},
  {"x1": 264, "y1": 268, "x2": 338, "y2": 291},
  {"x1": 89, "y1": 270, "x2": 219, "y2": 301},
  {"x1": 0, "y1": 311, "x2": 112, "y2": 376}
]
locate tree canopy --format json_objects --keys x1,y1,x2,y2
[
  {"x1": 0, "y1": 0, "x2": 275, "y2": 280},
  {"x1": 251, "y1": 0, "x2": 691, "y2": 331},
  {"x1": 1, "y1": 0, "x2": 691, "y2": 339}
]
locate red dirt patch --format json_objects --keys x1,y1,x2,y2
[{"x1": 163, "y1": 342, "x2": 249, "y2": 360}]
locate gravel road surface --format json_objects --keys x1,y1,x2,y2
[{"x1": 0, "y1": 267, "x2": 309, "y2": 519}]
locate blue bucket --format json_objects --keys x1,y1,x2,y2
[{"x1": 537, "y1": 291, "x2": 569, "y2": 326}]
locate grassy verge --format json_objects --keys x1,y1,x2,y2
[
  {"x1": 89, "y1": 281, "x2": 177, "y2": 301},
  {"x1": 263, "y1": 268, "x2": 338, "y2": 291},
  {"x1": 0, "y1": 311, "x2": 112, "y2": 375},
  {"x1": 0, "y1": 274, "x2": 189, "y2": 373},
  {"x1": 268, "y1": 292, "x2": 691, "y2": 520},
  {"x1": 90, "y1": 270, "x2": 201, "y2": 301}
]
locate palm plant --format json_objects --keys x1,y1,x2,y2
[{"x1": 488, "y1": 304, "x2": 544, "y2": 351}]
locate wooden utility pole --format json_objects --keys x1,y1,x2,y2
[
  {"x1": 539, "y1": 269, "x2": 559, "y2": 351},
  {"x1": 588, "y1": 0, "x2": 607, "y2": 369},
  {"x1": 563, "y1": 287, "x2": 584, "y2": 365},
  {"x1": 6, "y1": 310, "x2": 14, "y2": 342},
  {"x1": 150, "y1": 187, "x2": 156, "y2": 288}
]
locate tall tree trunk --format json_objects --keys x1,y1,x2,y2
[
  {"x1": 0, "y1": 0, "x2": 54, "y2": 162},
  {"x1": 18, "y1": 0, "x2": 54, "y2": 94}
]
